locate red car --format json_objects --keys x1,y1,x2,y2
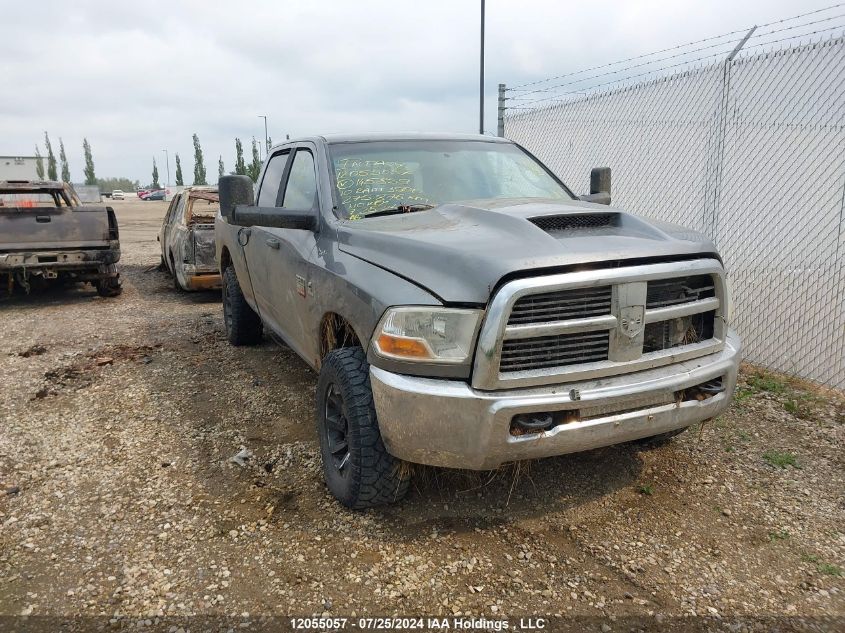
[{"x1": 139, "y1": 189, "x2": 164, "y2": 200}]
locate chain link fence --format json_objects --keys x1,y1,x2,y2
[{"x1": 503, "y1": 25, "x2": 845, "y2": 389}]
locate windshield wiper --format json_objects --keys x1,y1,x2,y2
[{"x1": 364, "y1": 204, "x2": 436, "y2": 218}]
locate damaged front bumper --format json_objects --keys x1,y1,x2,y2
[{"x1": 371, "y1": 329, "x2": 741, "y2": 470}]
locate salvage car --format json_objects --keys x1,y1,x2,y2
[
  {"x1": 0, "y1": 180, "x2": 121, "y2": 297},
  {"x1": 215, "y1": 133, "x2": 740, "y2": 509},
  {"x1": 159, "y1": 186, "x2": 221, "y2": 291}
]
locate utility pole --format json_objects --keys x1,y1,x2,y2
[
  {"x1": 258, "y1": 115, "x2": 269, "y2": 152},
  {"x1": 479, "y1": 0, "x2": 485, "y2": 134},
  {"x1": 162, "y1": 149, "x2": 170, "y2": 188}
]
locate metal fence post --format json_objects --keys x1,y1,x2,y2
[{"x1": 497, "y1": 84, "x2": 506, "y2": 137}]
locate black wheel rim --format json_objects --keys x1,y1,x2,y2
[{"x1": 324, "y1": 383, "x2": 350, "y2": 475}]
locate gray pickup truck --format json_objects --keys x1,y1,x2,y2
[
  {"x1": 0, "y1": 180, "x2": 121, "y2": 297},
  {"x1": 215, "y1": 133, "x2": 740, "y2": 509}
]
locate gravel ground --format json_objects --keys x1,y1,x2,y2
[{"x1": 1, "y1": 198, "x2": 843, "y2": 630}]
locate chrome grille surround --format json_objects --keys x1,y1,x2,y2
[{"x1": 472, "y1": 259, "x2": 727, "y2": 390}]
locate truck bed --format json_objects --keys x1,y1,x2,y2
[{"x1": 0, "y1": 205, "x2": 115, "y2": 252}]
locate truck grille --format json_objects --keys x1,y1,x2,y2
[
  {"x1": 646, "y1": 275, "x2": 715, "y2": 308},
  {"x1": 473, "y1": 260, "x2": 728, "y2": 389},
  {"x1": 508, "y1": 286, "x2": 612, "y2": 325},
  {"x1": 501, "y1": 331, "x2": 610, "y2": 371}
]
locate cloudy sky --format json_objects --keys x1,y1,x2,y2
[{"x1": 0, "y1": 0, "x2": 823, "y2": 184}]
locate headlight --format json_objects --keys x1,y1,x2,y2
[{"x1": 373, "y1": 307, "x2": 482, "y2": 364}]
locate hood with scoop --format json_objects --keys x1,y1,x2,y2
[{"x1": 337, "y1": 198, "x2": 718, "y2": 304}]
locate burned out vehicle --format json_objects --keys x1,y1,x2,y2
[
  {"x1": 0, "y1": 180, "x2": 121, "y2": 297},
  {"x1": 215, "y1": 133, "x2": 741, "y2": 509},
  {"x1": 159, "y1": 187, "x2": 221, "y2": 291}
]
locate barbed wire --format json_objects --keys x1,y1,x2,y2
[
  {"x1": 508, "y1": 23, "x2": 845, "y2": 109},
  {"x1": 507, "y1": 3, "x2": 845, "y2": 98}
]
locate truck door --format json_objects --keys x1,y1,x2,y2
[
  {"x1": 241, "y1": 149, "x2": 290, "y2": 320},
  {"x1": 242, "y1": 146, "x2": 318, "y2": 360}
]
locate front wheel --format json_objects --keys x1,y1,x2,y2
[
  {"x1": 316, "y1": 347, "x2": 410, "y2": 509},
  {"x1": 222, "y1": 265, "x2": 262, "y2": 345}
]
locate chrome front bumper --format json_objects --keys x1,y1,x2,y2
[{"x1": 371, "y1": 329, "x2": 741, "y2": 470}]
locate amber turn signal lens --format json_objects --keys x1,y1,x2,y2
[{"x1": 376, "y1": 333, "x2": 432, "y2": 359}]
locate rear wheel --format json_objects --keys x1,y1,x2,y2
[
  {"x1": 222, "y1": 265, "x2": 262, "y2": 345},
  {"x1": 95, "y1": 264, "x2": 122, "y2": 297},
  {"x1": 316, "y1": 347, "x2": 410, "y2": 509},
  {"x1": 169, "y1": 253, "x2": 185, "y2": 292}
]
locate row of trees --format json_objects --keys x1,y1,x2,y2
[
  {"x1": 35, "y1": 132, "x2": 98, "y2": 185},
  {"x1": 157, "y1": 134, "x2": 271, "y2": 189},
  {"x1": 34, "y1": 132, "x2": 275, "y2": 191}
]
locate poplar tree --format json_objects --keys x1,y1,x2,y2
[
  {"x1": 234, "y1": 138, "x2": 246, "y2": 175},
  {"x1": 152, "y1": 158, "x2": 160, "y2": 188},
  {"x1": 175, "y1": 153, "x2": 184, "y2": 186},
  {"x1": 83, "y1": 138, "x2": 97, "y2": 185},
  {"x1": 44, "y1": 132, "x2": 58, "y2": 180},
  {"x1": 59, "y1": 138, "x2": 70, "y2": 182},
  {"x1": 247, "y1": 137, "x2": 261, "y2": 183},
  {"x1": 35, "y1": 146, "x2": 45, "y2": 179},
  {"x1": 192, "y1": 133, "x2": 207, "y2": 185}
]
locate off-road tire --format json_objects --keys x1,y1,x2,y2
[
  {"x1": 634, "y1": 426, "x2": 689, "y2": 447},
  {"x1": 316, "y1": 347, "x2": 410, "y2": 509},
  {"x1": 95, "y1": 264, "x2": 122, "y2": 297},
  {"x1": 222, "y1": 265, "x2": 262, "y2": 345}
]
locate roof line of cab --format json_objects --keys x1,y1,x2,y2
[{"x1": 268, "y1": 132, "x2": 513, "y2": 151}]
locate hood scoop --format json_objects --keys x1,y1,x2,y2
[{"x1": 528, "y1": 213, "x2": 618, "y2": 233}]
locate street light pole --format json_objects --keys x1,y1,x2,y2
[
  {"x1": 479, "y1": 0, "x2": 485, "y2": 135},
  {"x1": 258, "y1": 115, "x2": 269, "y2": 152},
  {"x1": 162, "y1": 149, "x2": 170, "y2": 188}
]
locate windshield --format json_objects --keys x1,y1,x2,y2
[{"x1": 329, "y1": 140, "x2": 573, "y2": 219}]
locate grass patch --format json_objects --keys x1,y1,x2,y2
[
  {"x1": 763, "y1": 450, "x2": 799, "y2": 469},
  {"x1": 734, "y1": 387, "x2": 755, "y2": 402},
  {"x1": 638, "y1": 484, "x2": 654, "y2": 496},
  {"x1": 737, "y1": 430, "x2": 751, "y2": 442},
  {"x1": 747, "y1": 373, "x2": 788, "y2": 394},
  {"x1": 768, "y1": 529, "x2": 790, "y2": 541},
  {"x1": 801, "y1": 554, "x2": 842, "y2": 576}
]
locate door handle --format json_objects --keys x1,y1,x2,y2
[{"x1": 266, "y1": 238, "x2": 280, "y2": 249}]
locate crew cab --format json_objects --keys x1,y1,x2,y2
[
  {"x1": 159, "y1": 186, "x2": 221, "y2": 291},
  {"x1": 215, "y1": 133, "x2": 740, "y2": 509},
  {"x1": 0, "y1": 180, "x2": 121, "y2": 297}
]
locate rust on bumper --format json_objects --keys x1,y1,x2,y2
[{"x1": 184, "y1": 272, "x2": 222, "y2": 290}]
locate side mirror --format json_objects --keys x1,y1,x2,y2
[
  {"x1": 219, "y1": 174, "x2": 317, "y2": 231},
  {"x1": 579, "y1": 167, "x2": 611, "y2": 205},
  {"x1": 219, "y1": 175, "x2": 255, "y2": 221},
  {"x1": 233, "y1": 207, "x2": 318, "y2": 231}
]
